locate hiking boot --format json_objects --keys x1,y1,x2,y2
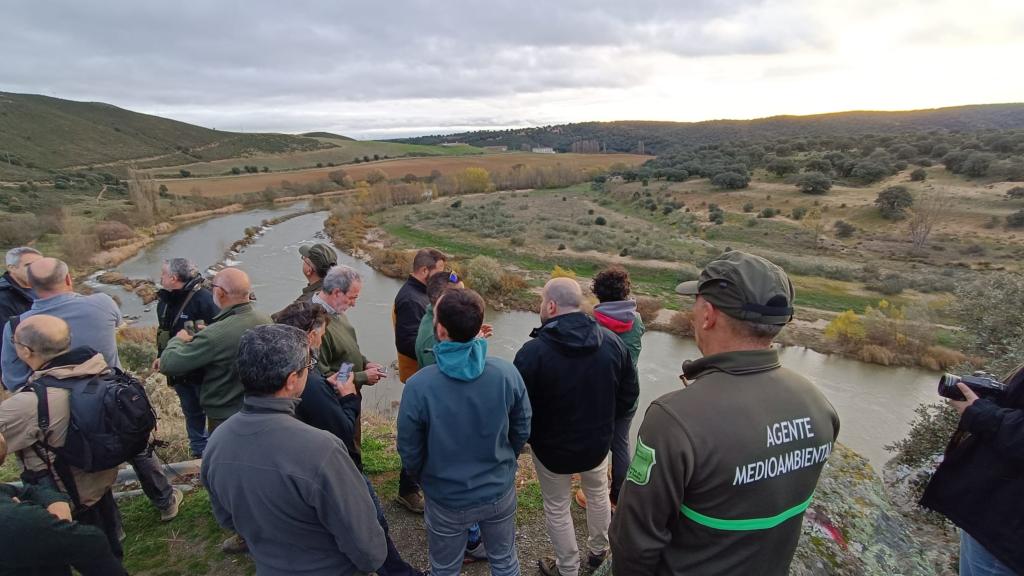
[
  {"x1": 464, "y1": 540, "x2": 489, "y2": 564},
  {"x1": 588, "y1": 549, "x2": 608, "y2": 568},
  {"x1": 221, "y1": 533, "x2": 249, "y2": 554},
  {"x1": 160, "y1": 487, "x2": 184, "y2": 522},
  {"x1": 396, "y1": 491, "x2": 424, "y2": 514},
  {"x1": 538, "y1": 556, "x2": 567, "y2": 576}
]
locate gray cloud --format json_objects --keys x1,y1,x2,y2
[{"x1": 0, "y1": 0, "x2": 827, "y2": 135}]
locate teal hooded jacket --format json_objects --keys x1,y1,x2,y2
[{"x1": 397, "y1": 338, "x2": 532, "y2": 509}]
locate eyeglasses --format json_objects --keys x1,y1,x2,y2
[
  {"x1": 302, "y1": 356, "x2": 318, "y2": 371},
  {"x1": 13, "y1": 339, "x2": 32, "y2": 353},
  {"x1": 210, "y1": 283, "x2": 224, "y2": 292}
]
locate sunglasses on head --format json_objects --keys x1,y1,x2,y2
[{"x1": 444, "y1": 269, "x2": 458, "y2": 283}]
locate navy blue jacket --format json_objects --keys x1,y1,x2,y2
[{"x1": 295, "y1": 367, "x2": 362, "y2": 470}]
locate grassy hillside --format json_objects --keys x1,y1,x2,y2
[
  {"x1": 301, "y1": 131, "x2": 354, "y2": 140},
  {"x1": 0, "y1": 92, "x2": 327, "y2": 179},
  {"x1": 397, "y1": 103, "x2": 1024, "y2": 154}
]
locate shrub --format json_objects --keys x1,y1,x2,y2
[
  {"x1": 463, "y1": 256, "x2": 504, "y2": 298},
  {"x1": 95, "y1": 221, "x2": 135, "y2": 248},
  {"x1": 1007, "y1": 209, "x2": 1024, "y2": 228},
  {"x1": 450, "y1": 200, "x2": 463, "y2": 208},
  {"x1": 557, "y1": 243, "x2": 566, "y2": 250},
  {"x1": 179, "y1": 169, "x2": 191, "y2": 178},
  {"x1": 595, "y1": 216, "x2": 607, "y2": 226},
  {"x1": 875, "y1": 186, "x2": 914, "y2": 220},
  {"x1": 231, "y1": 167, "x2": 241, "y2": 175},
  {"x1": 824, "y1": 310, "x2": 865, "y2": 348},
  {"x1": 910, "y1": 168, "x2": 927, "y2": 182},
  {"x1": 984, "y1": 215, "x2": 1001, "y2": 229},
  {"x1": 795, "y1": 171, "x2": 832, "y2": 195},
  {"x1": 0, "y1": 213, "x2": 39, "y2": 246},
  {"x1": 834, "y1": 220, "x2": 856, "y2": 238},
  {"x1": 551, "y1": 265, "x2": 576, "y2": 279},
  {"x1": 791, "y1": 206, "x2": 808, "y2": 220},
  {"x1": 666, "y1": 310, "x2": 694, "y2": 336},
  {"x1": 1006, "y1": 186, "x2": 1024, "y2": 199},
  {"x1": 885, "y1": 403, "x2": 959, "y2": 467},
  {"x1": 742, "y1": 202, "x2": 755, "y2": 213},
  {"x1": 635, "y1": 296, "x2": 663, "y2": 325},
  {"x1": 865, "y1": 272, "x2": 908, "y2": 295},
  {"x1": 710, "y1": 171, "x2": 750, "y2": 189},
  {"x1": 758, "y1": 207, "x2": 778, "y2": 218}
]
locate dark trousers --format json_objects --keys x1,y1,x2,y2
[
  {"x1": 75, "y1": 489, "x2": 125, "y2": 560},
  {"x1": 610, "y1": 411, "x2": 635, "y2": 502},
  {"x1": 171, "y1": 380, "x2": 208, "y2": 457},
  {"x1": 364, "y1": 474, "x2": 421, "y2": 576},
  {"x1": 399, "y1": 467, "x2": 421, "y2": 497},
  {"x1": 128, "y1": 450, "x2": 173, "y2": 510}
]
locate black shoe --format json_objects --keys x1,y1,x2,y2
[
  {"x1": 538, "y1": 556, "x2": 562, "y2": 576},
  {"x1": 588, "y1": 549, "x2": 608, "y2": 568}
]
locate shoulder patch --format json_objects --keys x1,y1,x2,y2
[{"x1": 627, "y1": 435, "x2": 657, "y2": 486}]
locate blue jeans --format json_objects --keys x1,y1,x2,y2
[
  {"x1": 424, "y1": 488, "x2": 519, "y2": 576},
  {"x1": 960, "y1": 531, "x2": 1016, "y2": 576},
  {"x1": 172, "y1": 380, "x2": 207, "y2": 457},
  {"x1": 610, "y1": 411, "x2": 635, "y2": 502}
]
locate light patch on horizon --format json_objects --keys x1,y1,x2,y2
[{"x1": 0, "y1": 0, "x2": 1021, "y2": 139}]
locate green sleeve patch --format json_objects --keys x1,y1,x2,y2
[{"x1": 627, "y1": 435, "x2": 657, "y2": 486}]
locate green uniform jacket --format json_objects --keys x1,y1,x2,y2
[
  {"x1": 320, "y1": 311, "x2": 370, "y2": 387},
  {"x1": 160, "y1": 302, "x2": 272, "y2": 420},
  {"x1": 610, "y1": 348, "x2": 840, "y2": 576},
  {"x1": 415, "y1": 305, "x2": 436, "y2": 368}
]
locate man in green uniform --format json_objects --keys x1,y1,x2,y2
[{"x1": 610, "y1": 251, "x2": 840, "y2": 576}]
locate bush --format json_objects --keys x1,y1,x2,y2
[
  {"x1": 791, "y1": 206, "x2": 808, "y2": 220},
  {"x1": 742, "y1": 202, "x2": 755, "y2": 213},
  {"x1": 0, "y1": 213, "x2": 39, "y2": 246},
  {"x1": 758, "y1": 207, "x2": 778, "y2": 218},
  {"x1": 865, "y1": 272, "x2": 908, "y2": 295},
  {"x1": 710, "y1": 171, "x2": 750, "y2": 190},
  {"x1": 95, "y1": 221, "x2": 135, "y2": 248},
  {"x1": 594, "y1": 216, "x2": 607, "y2": 226},
  {"x1": 875, "y1": 186, "x2": 914, "y2": 220},
  {"x1": 450, "y1": 200, "x2": 463, "y2": 208},
  {"x1": 767, "y1": 158, "x2": 799, "y2": 177},
  {"x1": 1007, "y1": 209, "x2": 1024, "y2": 228},
  {"x1": 824, "y1": 310, "x2": 865, "y2": 348},
  {"x1": 666, "y1": 310, "x2": 693, "y2": 336},
  {"x1": 909, "y1": 168, "x2": 927, "y2": 181},
  {"x1": 834, "y1": 220, "x2": 856, "y2": 238},
  {"x1": 1006, "y1": 186, "x2": 1024, "y2": 199},
  {"x1": 231, "y1": 167, "x2": 241, "y2": 175},
  {"x1": 795, "y1": 171, "x2": 832, "y2": 195},
  {"x1": 557, "y1": 243, "x2": 566, "y2": 250},
  {"x1": 635, "y1": 296, "x2": 663, "y2": 325},
  {"x1": 551, "y1": 265, "x2": 576, "y2": 279},
  {"x1": 463, "y1": 256, "x2": 503, "y2": 298},
  {"x1": 885, "y1": 403, "x2": 959, "y2": 467},
  {"x1": 179, "y1": 169, "x2": 191, "y2": 178}
]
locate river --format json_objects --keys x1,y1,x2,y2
[{"x1": 98, "y1": 206, "x2": 940, "y2": 470}]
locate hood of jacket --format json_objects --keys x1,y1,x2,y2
[
  {"x1": 434, "y1": 338, "x2": 488, "y2": 381},
  {"x1": 531, "y1": 311, "x2": 603, "y2": 357},
  {"x1": 32, "y1": 346, "x2": 109, "y2": 381},
  {"x1": 594, "y1": 300, "x2": 637, "y2": 334}
]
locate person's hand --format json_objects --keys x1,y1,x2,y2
[
  {"x1": 328, "y1": 371, "x2": 357, "y2": 397},
  {"x1": 478, "y1": 323, "x2": 494, "y2": 339},
  {"x1": 364, "y1": 365, "x2": 385, "y2": 385},
  {"x1": 151, "y1": 358, "x2": 161, "y2": 372},
  {"x1": 175, "y1": 329, "x2": 194, "y2": 343},
  {"x1": 46, "y1": 501, "x2": 73, "y2": 522},
  {"x1": 950, "y1": 382, "x2": 980, "y2": 416}
]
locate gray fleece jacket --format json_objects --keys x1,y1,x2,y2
[{"x1": 201, "y1": 395, "x2": 386, "y2": 576}]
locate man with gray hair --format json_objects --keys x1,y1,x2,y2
[
  {"x1": 0, "y1": 247, "x2": 42, "y2": 322},
  {"x1": 514, "y1": 278, "x2": 637, "y2": 576},
  {"x1": 202, "y1": 324, "x2": 387, "y2": 576},
  {"x1": 153, "y1": 257, "x2": 219, "y2": 458}
]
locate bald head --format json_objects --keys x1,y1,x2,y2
[
  {"x1": 27, "y1": 257, "x2": 72, "y2": 296},
  {"x1": 213, "y1": 267, "x2": 252, "y2": 306},
  {"x1": 541, "y1": 277, "x2": 583, "y2": 321},
  {"x1": 15, "y1": 315, "x2": 72, "y2": 368}
]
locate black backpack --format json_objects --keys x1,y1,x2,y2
[{"x1": 31, "y1": 367, "x2": 156, "y2": 479}]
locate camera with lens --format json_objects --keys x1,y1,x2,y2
[{"x1": 937, "y1": 371, "x2": 1006, "y2": 401}]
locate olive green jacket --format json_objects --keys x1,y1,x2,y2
[
  {"x1": 415, "y1": 305, "x2": 437, "y2": 369},
  {"x1": 320, "y1": 308, "x2": 371, "y2": 388},
  {"x1": 160, "y1": 302, "x2": 272, "y2": 420}
]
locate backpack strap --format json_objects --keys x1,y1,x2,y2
[{"x1": 27, "y1": 379, "x2": 83, "y2": 508}]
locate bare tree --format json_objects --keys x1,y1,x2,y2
[
  {"x1": 907, "y1": 190, "x2": 952, "y2": 251},
  {"x1": 127, "y1": 166, "x2": 160, "y2": 224}
]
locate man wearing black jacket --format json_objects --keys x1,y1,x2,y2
[
  {"x1": 392, "y1": 247, "x2": 446, "y2": 513},
  {"x1": 920, "y1": 365, "x2": 1024, "y2": 575},
  {"x1": 514, "y1": 277, "x2": 638, "y2": 576},
  {"x1": 153, "y1": 258, "x2": 219, "y2": 458},
  {"x1": 0, "y1": 247, "x2": 41, "y2": 382}
]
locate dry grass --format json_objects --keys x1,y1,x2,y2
[{"x1": 158, "y1": 153, "x2": 648, "y2": 198}]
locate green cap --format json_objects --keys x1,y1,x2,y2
[
  {"x1": 675, "y1": 251, "x2": 795, "y2": 325},
  {"x1": 299, "y1": 243, "x2": 338, "y2": 276}
]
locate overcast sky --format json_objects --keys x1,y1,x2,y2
[{"x1": 2, "y1": 0, "x2": 1022, "y2": 139}]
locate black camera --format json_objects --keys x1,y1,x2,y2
[{"x1": 938, "y1": 372, "x2": 1006, "y2": 401}]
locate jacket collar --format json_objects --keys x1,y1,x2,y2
[
  {"x1": 302, "y1": 280, "x2": 323, "y2": 298},
  {"x1": 682, "y1": 348, "x2": 781, "y2": 381},
  {"x1": 0, "y1": 272, "x2": 34, "y2": 301},
  {"x1": 31, "y1": 292, "x2": 78, "y2": 310},
  {"x1": 405, "y1": 276, "x2": 427, "y2": 292},
  {"x1": 33, "y1": 347, "x2": 109, "y2": 382},
  {"x1": 242, "y1": 394, "x2": 301, "y2": 415},
  {"x1": 213, "y1": 302, "x2": 253, "y2": 322},
  {"x1": 311, "y1": 292, "x2": 338, "y2": 316}
]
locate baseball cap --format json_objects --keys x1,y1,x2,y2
[
  {"x1": 299, "y1": 243, "x2": 338, "y2": 275},
  {"x1": 675, "y1": 251, "x2": 795, "y2": 325}
]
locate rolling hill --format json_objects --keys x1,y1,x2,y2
[
  {"x1": 395, "y1": 103, "x2": 1024, "y2": 154},
  {"x1": 0, "y1": 92, "x2": 329, "y2": 180}
]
